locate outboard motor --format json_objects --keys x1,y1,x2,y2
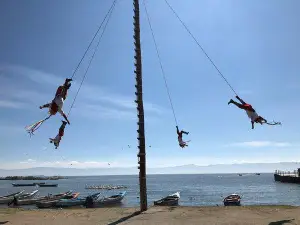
[{"x1": 84, "y1": 196, "x2": 94, "y2": 208}]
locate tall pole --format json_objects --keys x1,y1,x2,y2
[{"x1": 133, "y1": 0, "x2": 147, "y2": 212}]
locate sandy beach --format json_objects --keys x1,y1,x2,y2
[{"x1": 1, "y1": 206, "x2": 299, "y2": 225}]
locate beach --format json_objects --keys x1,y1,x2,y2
[{"x1": 1, "y1": 206, "x2": 300, "y2": 225}]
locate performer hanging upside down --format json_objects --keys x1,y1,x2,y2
[
  {"x1": 228, "y1": 96, "x2": 270, "y2": 129},
  {"x1": 176, "y1": 126, "x2": 189, "y2": 148},
  {"x1": 50, "y1": 121, "x2": 68, "y2": 149},
  {"x1": 55, "y1": 78, "x2": 72, "y2": 100},
  {"x1": 39, "y1": 78, "x2": 72, "y2": 125},
  {"x1": 25, "y1": 78, "x2": 72, "y2": 136}
]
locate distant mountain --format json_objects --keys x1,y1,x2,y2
[{"x1": 0, "y1": 162, "x2": 299, "y2": 176}]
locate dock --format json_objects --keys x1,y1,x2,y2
[{"x1": 274, "y1": 168, "x2": 300, "y2": 183}]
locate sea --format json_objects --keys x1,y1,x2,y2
[{"x1": 0, "y1": 173, "x2": 300, "y2": 208}]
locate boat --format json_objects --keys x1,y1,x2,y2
[
  {"x1": 238, "y1": 174, "x2": 242, "y2": 176},
  {"x1": 255, "y1": 173, "x2": 261, "y2": 175},
  {"x1": 12, "y1": 183, "x2": 36, "y2": 187},
  {"x1": 55, "y1": 192, "x2": 101, "y2": 208},
  {"x1": 154, "y1": 192, "x2": 180, "y2": 206},
  {"x1": 0, "y1": 190, "x2": 25, "y2": 204},
  {"x1": 223, "y1": 194, "x2": 241, "y2": 206},
  {"x1": 16, "y1": 191, "x2": 72, "y2": 206},
  {"x1": 54, "y1": 192, "x2": 83, "y2": 208},
  {"x1": 85, "y1": 191, "x2": 126, "y2": 208},
  {"x1": 18, "y1": 190, "x2": 39, "y2": 200},
  {"x1": 36, "y1": 191, "x2": 73, "y2": 208},
  {"x1": 38, "y1": 184, "x2": 58, "y2": 187}
]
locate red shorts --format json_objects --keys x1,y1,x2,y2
[{"x1": 243, "y1": 104, "x2": 254, "y2": 111}]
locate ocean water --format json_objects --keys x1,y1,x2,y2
[{"x1": 0, "y1": 173, "x2": 300, "y2": 207}]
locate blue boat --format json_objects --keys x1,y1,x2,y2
[{"x1": 56, "y1": 192, "x2": 101, "y2": 208}]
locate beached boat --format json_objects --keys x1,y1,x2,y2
[
  {"x1": 38, "y1": 184, "x2": 58, "y2": 187},
  {"x1": 85, "y1": 191, "x2": 126, "y2": 208},
  {"x1": 36, "y1": 191, "x2": 76, "y2": 208},
  {"x1": 0, "y1": 190, "x2": 25, "y2": 204},
  {"x1": 18, "y1": 190, "x2": 39, "y2": 200},
  {"x1": 16, "y1": 191, "x2": 71, "y2": 206},
  {"x1": 223, "y1": 194, "x2": 241, "y2": 206},
  {"x1": 55, "y1": 192, "x2": 82, "y2": 207},
  {"x1": 54, "y1": 192, "x2": 102, "y2": 208},
  {"x1": 154, "y1": 192, "x2": 180, "y2": 206}
]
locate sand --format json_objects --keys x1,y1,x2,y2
[{"x1": 1, "y1": 206, "x2": 300, "y2": 225}]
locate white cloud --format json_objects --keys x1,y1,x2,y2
[
  {"x1": 20, "y1": 159, "x2": 37, "y2": 164},
  {"x1": 0, "y1": 99, "x2": 25, "y2": 109},
  {"x1": 11, "y1": 159, "x2": 123, "y2": 169},
  {"x1": 226, "y1": 141, "x2": 292, "y2": 148},
  {"x1": 0, "y1": 64, "x2": 166, "y2": 118}
]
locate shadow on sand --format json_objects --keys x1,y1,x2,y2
[
  {"x1": 107, "y1": 211, "x2": 141, "y2": 225},
  {"x1": 0, "y1": 222, "x2": 9, "y2": 224},
  {"x1": 269, "y1": 219, "x2": 294, "y2": 225}
]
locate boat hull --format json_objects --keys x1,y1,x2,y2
[
  {"x1": 38, "y1": 184, "x2": 58, "y2": 187},
  {"x1": 85, "y1": 192, "x2": 126, "y2": 208},
  {"x1": 0, "y1": 191, "x2": 25, "y2": 204},
  {"x1": 154, "y1": 192, "x2": 180, "y2": 206},
  {"x1": 274, "y1": 174, "x2": 300, "y2": 183}
]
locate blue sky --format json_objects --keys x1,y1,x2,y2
[{"x1": 0, "y1": 0, "x2": 300, "y2": 170}]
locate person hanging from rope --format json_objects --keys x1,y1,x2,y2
[
  {"x1": 55, "y1": 78, "x2": 72, "y2": 100},
  {"x1": 39, "y1": 78, "x2": 72, "y2": 124},
  {"x1": 176, "y1": 126, "x2": 189, "y2": 148},
  {"x1": 228, "y1": 96, "x2": 281, "y2": 129},
  {"x1": 25, "y1": 79, "x2": 71, "y2": 136},
  {"x1": 49, "y1": 120, "x2": 68, "y2": 149}
]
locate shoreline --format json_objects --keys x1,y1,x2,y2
[{"x1": 1, "y1": 205, "x2": 299, "y2": 224}]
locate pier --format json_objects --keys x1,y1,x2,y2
[{"x1": 274, "y1": 168, "x2": 300, "y2": 183}]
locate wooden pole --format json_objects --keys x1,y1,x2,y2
[{"x1": 133, "y1": 0, "x2": 148, "y2": 212}]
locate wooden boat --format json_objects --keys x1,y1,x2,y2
[
  {"x1": 18, "y1": 190, "x2": 39, "y2": 200},
  {"x1": 38, "y1": 184, "x2": 58, "y2": 187},
  {"x1": 85, "y1": 191, "x2": 126, "y2": 208},
  {"x1": 55, "y1": 192, "x2": 82, "y2": 207},
  {"x1": 55, "y1": 192, "x2": 101, "y2": 208},
  {"x1": 16, "y1": 191, "x2": 71, "y2": 205},
  {"x1": 36, "y1": 191, "x2": 73, "y2": 208},
  {"x1": 0, "y1": 190, "x2": 25, "y2": 204},
  {"x1": 223, "y1": 194, "x2": 241, "y2": 206},
  {"x1": 154, "y1": 192, "x2": 180, "y2": 206}
]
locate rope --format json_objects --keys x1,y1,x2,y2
[
  {"x1": 69, "y1": 0, "x2": 117, "y2": 80},
  {"x1": 67, "y1": 0, "x2": 117, "y2": 117},
  {"x1": 164, "y1": 0, "x2": 238, "y2": 96},
  {"x1": 143, "y1": 0, "x2": 178, "y2": 126}
]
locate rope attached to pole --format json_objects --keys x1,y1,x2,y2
[
  {"x1": 70, "y1": 0, "x2": 117, "y2": 80},
  {"x1": 67, "y1": 0, "x2": 117, "y2": 117},
  {"x1": 143, "y1": 0, "x2": 178, "y2": 126},
  {"x1": 164, "y1": 0, "x2": 238, "y2": 96}
]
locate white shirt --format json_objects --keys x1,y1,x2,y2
[
  {"x1": 51, "y1": 96, "x2": 65, "y2": 116},
  {"x1": 246, "y1": 110, "x2": 259, "y2": 122}
]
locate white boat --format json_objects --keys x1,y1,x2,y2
[
  {"x1": 154, "y1": 192, "x2": 180, "y2": 206},
  {"x1": 85, "y1": 191, "x2": 126, "y2": 208},
  {"x1": 18, "y1": 190, "x2": 39, "y2": 200}
]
